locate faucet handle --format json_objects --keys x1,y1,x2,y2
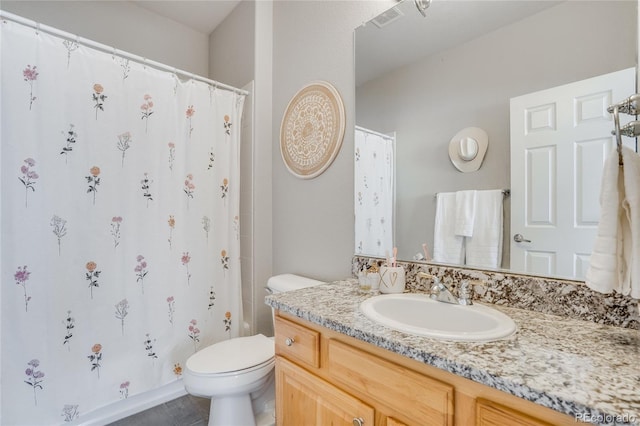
[
  {"x1": 417, "y1": 272, "x2": 438, "y2": 282},
  {"x1": 417, "y1": 271, "x2": 432, "y2": 280},
  {"x1": 458, "y1": 280, "x2": 475, "y2": 305}
]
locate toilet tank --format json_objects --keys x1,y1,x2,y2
[
  {"x1": 266, "y1": 274, "x2": 324, "y2": 336},
  {"x1": 266, "y1": 274, "x2": 324, "y2": 294}
]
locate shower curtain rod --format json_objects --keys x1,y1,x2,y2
[{"x1": 0, "y1": 10, "x2": 249, "y2": 97}]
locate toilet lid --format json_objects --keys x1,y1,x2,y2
[{"x1": 186, "y1": 334, "x2": 274, "y2": 374}]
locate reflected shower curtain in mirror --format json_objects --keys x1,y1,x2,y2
[
  {"x1": 1, "y1": 19, "x2": 244, "y2": 425},
  {"x1": 354, "y1": 127, "x2": 394, "y2": 257}
]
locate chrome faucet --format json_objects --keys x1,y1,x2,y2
[
  {"x1": 416, "y1": 272, "x2": 474, "y2": 305},
  {"x1": 431, "y1": 280, "x2": 459, "y2": 304}
]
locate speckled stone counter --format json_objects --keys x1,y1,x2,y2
[
  {"x1": 265, "y1": 280, "x2": 640, "y2": 426},
  {"x1": 353, "y1": 256, "x2": 639, "y2": 329}
]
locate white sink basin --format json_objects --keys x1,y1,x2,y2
[{"x1": 360, "y1": 293, "x2": 516, "y2": 342}]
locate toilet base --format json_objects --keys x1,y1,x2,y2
[
  {"x1": 205, "y1": 372, "x2": 275, "y2": 426},
  {"x1": 209, "y1": 394, "x2": 255, "y2": 426},
  {"x1": 255, "y1": 405, "x2": 275, "y2": 426}
]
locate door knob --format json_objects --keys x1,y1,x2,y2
[
  {"x1": 352, "y1": 418, "x2": 364, "y2": 426},
  {"x1": 513, "y1": 234, "x2": 531, "y2": 243},
  {"x1": 285, "y1": 337, "x2": 295, "y2": 346}
]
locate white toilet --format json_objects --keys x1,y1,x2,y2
[{"x1": 183, "y1": 274, "x2": 323, "y2": 426}]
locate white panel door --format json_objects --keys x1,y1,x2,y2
[{"x1": 510, "y1": 68, "x2": 636, "y2": 279}]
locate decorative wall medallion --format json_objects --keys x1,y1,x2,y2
[{"x1": 280, "y1": 81, "x2": 346, "y2": 179}]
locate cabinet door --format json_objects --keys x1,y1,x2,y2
[
  {"x1": 276, "y1": 357, "x2": 375, "y2": 426},
  {"x1": 476, "y1": 399, "x2": 554, "y2": 426},
  {"x1": 386, "y1": 418, "x2": 408, "y2": 426}
]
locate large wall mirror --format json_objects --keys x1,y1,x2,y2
[{"x1": 355, "y1": 0, "x2": 637, "y2": 280}]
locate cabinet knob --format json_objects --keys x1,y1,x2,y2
[
  {"x1": 352, "y1": 417, "x2": 364, "y2": 426},
  {"x1": 285, "y1": 337, "x2": 295, "y2": 346}
]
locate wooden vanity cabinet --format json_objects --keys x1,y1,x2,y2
[{"x1": 274, "y1": 312, "x2": 578, "y2": 426}]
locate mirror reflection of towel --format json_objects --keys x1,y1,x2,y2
[
  {"x1": 433, "y1": 192, "x2": 465, "y2": 264},
  {"x1": 454, "y1": 190, "x2": 477, "y2": 237},
  {"x1": 465, "y1": 190, "x2": 503, "y2": 269}
]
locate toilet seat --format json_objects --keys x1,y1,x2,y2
[
  {"x1": 186, "y1": 334, "x2": 274, "y2": 376},
  {"x1": 187, "y1": 357, "x2": 275, "y2": 379}
]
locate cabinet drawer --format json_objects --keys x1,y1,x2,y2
[
  {"x1": 327, "y1": 339, "x2": 454, "y2": 426},
  {"x1": 476, "y1": 399, "x2": 554, "y2": 426},
  {"x1": 274, "y1": 316, "x2": 320, "y2": 368}
]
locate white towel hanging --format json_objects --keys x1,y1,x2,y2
[
  {"x1": 465, "y1": 190, "x2": 503, "y2": 269},
  {"x1": 586, "y1": 146, "x2": 640, "y2": 298},
  {"x1": 433, "y1": 192, "x2": 465, "y2": 264},
  {"x1": 454, "y1": 190, "x2": 477, "y2": 237},
  {"x1": 621, "y1": 147, "x2": 640, "y2": 298}
]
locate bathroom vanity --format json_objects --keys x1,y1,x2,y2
[{"x1": 266, "y1": 280, "x2": 639, "y2": 426}]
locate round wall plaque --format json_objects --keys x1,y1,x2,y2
[{"x1": 280, "y1": 81, "x2": 346, "y2": 179}]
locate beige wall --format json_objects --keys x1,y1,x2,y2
[
  {"x1": 272, "y1": 0, "x2": 393, "y2": 281},
  {"x1": 1, "y1": 1, "x2": 209, "y2": 76},
  {"x1": 209, "y1": 0, "x2": 255, "y2": 89},
  {"x1": 252, "y1": 1, "x2": 274, "y2": 336}
]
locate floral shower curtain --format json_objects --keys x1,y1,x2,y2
[
  {"x1": 354, "y1": 127, "x2": 394, "y2": 258},
  {"x1": 1, "y1": 17, "x2": 244, "y2": 425}
]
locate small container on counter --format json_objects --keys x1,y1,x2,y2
[
  {"x1": 358, "y1": 264, "x2": 380, "y2": 293},
  {"x1": 378, "y1": 265, "x2": 406, "y2": 294}
]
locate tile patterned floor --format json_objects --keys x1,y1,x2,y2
[{"x1": 109, "y1": 395, "x2": 210, "y2": 426}]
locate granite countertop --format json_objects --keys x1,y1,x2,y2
[{"x1": 265, "y1": 280, "x2": 640, "y2": 426}]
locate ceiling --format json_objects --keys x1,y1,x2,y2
[
  {"x1": 131, "y1": 0, "x2": 560, "y2": 77},
  {"x1": 132, "y1": 0, "x2": 241, "y2": 35},
  {"x1": 356, "y1": 0, "x2": 561, "y2": 87}
]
